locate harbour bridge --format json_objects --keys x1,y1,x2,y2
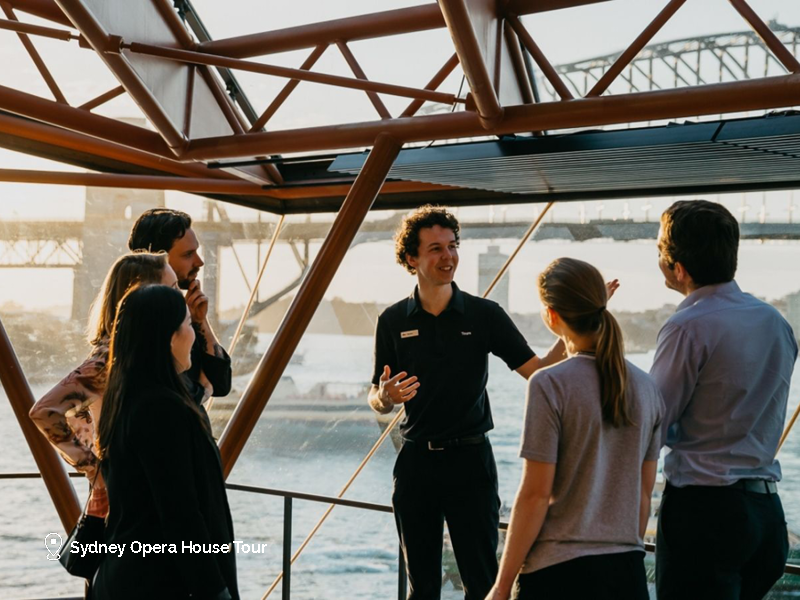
[{"x1": 2, "y1": 25, "x2": 799, "y2": 324}]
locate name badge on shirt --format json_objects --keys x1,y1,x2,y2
[{"x1": 401, "y1": 330, "x2": 419, "y2": 339}]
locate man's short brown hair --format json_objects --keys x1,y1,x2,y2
[
  {"x1": 659, "y1": 200, "x2": 739, "y2": 286},
  {"x1": 395, "y1": 205, "x2": 460, "y2": 274}
]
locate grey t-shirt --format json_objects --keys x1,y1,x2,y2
[{"x1": 519, "y1": 355, "x2": 663, "y2": 573}]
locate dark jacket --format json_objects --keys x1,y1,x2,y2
[
  {"x1": 94, "y1": 386, "x2": 238, "y2": 600},
  {"x1": 185, "y1": 332, "x2": 233, "y2": 408}
]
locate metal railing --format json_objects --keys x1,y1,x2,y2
[{"x1": 2, "y1": 471, "x2": 799, "y2": 600}]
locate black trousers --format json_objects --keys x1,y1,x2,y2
[
  {"x1": 514, "y1": 551, "x2": 649, "y2": 600},
  {"x1": 656, "y1": 482, "x2": 788, "y2": 600},
  {"x1": 392, "y1": 438, "x2": 500, "y2": 600}
]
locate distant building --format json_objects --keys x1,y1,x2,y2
[
  {"x1": 786, "y1": 291, "x2": 800, "y2": 342},
  {"x1": 479, "y1": 245, "x2": 509, "y2": 311}
]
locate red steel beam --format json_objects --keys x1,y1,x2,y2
[
  {"x1": 0, "y1": 111, "x2": 236, "y2": 181},
  {"x1": 0, "y1": 16, "x2": 77, "y2": 41},
  {"x1": 218, "y1": 134, "x2": 402, "y2": 476},
  {"x1": 504, "y1": 21, "x2": 535, "y2": 105},
  {"x1": 1, "y1": 3, "x2": 68, "y2": 104},
  {"x1": 78, "y1": 85, "x2": 125, "y2": 111},
  {"x1": 0, "y1": 161, "x2": 453, "y2": 199},
  {"x1": 586, "y1": 0, "x2": 688, "y2": 97},
  {"x1": 438, "y1": 0, "x2": 503, "y2": 125},
  {"x1": 0, "y1": 316, "x2": 81, "y2": 531},
  {"x1": 54, "y1": 0, "x2": 189, "y2": 152},
  {"x1": 336, "y1": 40, "x2": 392, "y2": 119},
  {"x1": 0, "y1": 168, "x2": 275, "y2": 195},
  {"x1": 250, "y1": 44, "x2": 328, "y2": 131},
  {"x1": 265, "y1": 180, "x2": 457, "y2": 200},
  {"x1": 728, "y1": 0, "x2": 800, "y2": 74},
  {"x1": 401, "y1": 53, "x2": 460, "y2": 118},
  {"x1": 122, "y1": 41, "x2": 462, "y2": 108},
  {"x1": 183, "y1": 73, "x2": 800, "y2": 160},
  {"x1": 201, "y1": 4, "x2": 446, "y2": 59},
  {"x1": 0, "y1": 82, "x2": 178, "y2": 158},
  {"x1": 199, "y1": 1, "x2": 610, "y2": 59},
  {"x1": 3, "y1": 0, "x2": 72, "y2": 27},
  {"x1": 507, "y1": 16, "x2": 573, "y2": 101}
]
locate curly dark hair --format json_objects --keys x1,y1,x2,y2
[
  {"x1": 658, "y1": 200, "x2": 739, "y2": 286},
  {"x1": 395, "y1": 205, "x2": 460, "y2": 274},
  {"x1": 128, "y1": 208, "x2": 192, "y2": 253}
]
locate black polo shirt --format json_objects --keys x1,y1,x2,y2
[{"x1": 372, "y1": 283, "x2": 535, "y2": 442}]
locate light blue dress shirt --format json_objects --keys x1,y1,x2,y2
[{"x1": 650, "y1": 280, "x2": 798, "y2": 487}]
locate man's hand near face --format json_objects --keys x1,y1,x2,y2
[
  {"x1": 184, "y1": 279, "x2": 224, "y2": 359},
  {"x1": 185, "y1": 279, "x2": 209, "y2": 324}
]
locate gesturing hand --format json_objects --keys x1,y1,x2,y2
[
  {"x1": 606, "y1": 278, "x2": 620, "y2": 301},
  {"x1": 378, "y1": 365, "x2": 420, "y2": 406},
  {"x1": 185, "y1": 279, "x2": 209, "y2": 324}
]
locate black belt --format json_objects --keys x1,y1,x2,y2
[
  {"x1": 668, "y1": 480, "x2": 778, "y2": 495},
  {"x1": 729, "y1": 479, "x2": 778, "y2": 494},
  {"x1": 406, "y1": 433, "x2": 487, "y2": 451}
]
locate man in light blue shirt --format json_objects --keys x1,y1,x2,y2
[{"x1": 650, "y1": 200, "x2": 797, "y2": 600}]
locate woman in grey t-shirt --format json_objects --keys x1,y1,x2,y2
[{"x1": 487, "y1": 258, "x2": 663, "y2": 600}]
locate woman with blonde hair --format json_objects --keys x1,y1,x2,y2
[
  {"x1": 487, "y1": 258, "x2": 663, "y2": 600},
  {"x1": 29, "y1": 252, "x2": 177, "y2": 516}
]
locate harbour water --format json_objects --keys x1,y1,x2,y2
[{"x1": 2, "y1": 332, "x2": 799, "y2": 598}]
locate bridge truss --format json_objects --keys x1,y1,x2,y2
[{"x1": 1, "y1": 0, "x2": 800, "y2": 535}]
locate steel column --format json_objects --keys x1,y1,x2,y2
[
  {"x1": 184, "y1": 73, "x2": 800, "y2": 160},
  {"x1": 282, "y1": 496, "x2": 292, "y2": 600},
  {"x1": 504, "y1": 22, "x2": 535, "y2": 105},
  {"x1": 217, "y1": 134, "x2": 402, "y2": 477},
  {"x1": 438, "y1": 0, "x2": 503, "y2": 125},
  {"x1": 0, "y1": 316, "x2": 80, "y2": 530}
]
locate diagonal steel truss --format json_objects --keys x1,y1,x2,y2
[{"x1": 1, "y1": 0, "x2": 800, "y2": 537}]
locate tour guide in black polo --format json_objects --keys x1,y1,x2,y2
[{"x1": 369, "y1": 206, "x2": 567, "y2": 600}]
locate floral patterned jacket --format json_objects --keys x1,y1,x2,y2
[{"x1": 29, "y1": 339, "x2": 108, "y2": 511}]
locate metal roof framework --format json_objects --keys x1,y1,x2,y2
[{"x1": 0, "y1": 0, "x2": 800, "y2": 541}]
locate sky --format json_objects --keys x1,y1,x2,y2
[{"x1": 0, "y1": 1, "x2": 799, "y2": 317}]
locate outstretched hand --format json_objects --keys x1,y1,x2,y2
[
  {"x1": 379, "y1": 365, "x2": 420, "y2": 405},
  {"x1": 606, "y1": 279, "x2": 620, "y2": 301}
]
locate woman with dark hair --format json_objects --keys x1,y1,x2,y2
[
  {"x1": 30, "y1": 252, "x2": 177, "y2": 517},
  {"x1": 487, "y1": 258, "x2": 663, "y2": 600},
  {"x1": 93, "y1": 284, "x2": 238, "y2": 600}
]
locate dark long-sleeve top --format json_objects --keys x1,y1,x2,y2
[
  {"x1": 94, "y1": 386, "x2": 238, "y2": 600},
  {"x1": 190, "y1": 327, "x2": 232, "y2": 397}
]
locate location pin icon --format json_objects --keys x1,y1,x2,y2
[{"x1": 45, "y1": 533, "x2": 63, "y2": 560}]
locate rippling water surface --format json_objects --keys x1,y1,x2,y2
[{"x1": 2, "y1": 334, "x2": 799, "y2": 598}]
